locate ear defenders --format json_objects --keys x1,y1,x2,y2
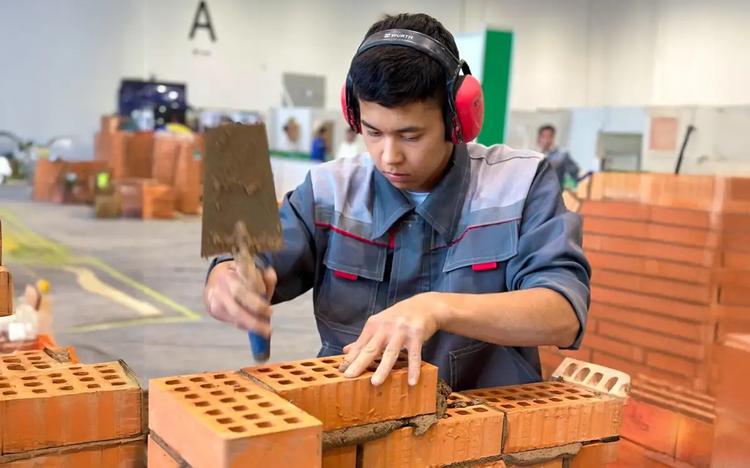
[{"x1": 341, "y1": 29, "x2": 484, "y2": 144}]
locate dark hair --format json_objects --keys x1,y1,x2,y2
[
  {"x1": 349, "y1": 13, "x2": 458, "y2": 113},
  {"x1": 538, "y1": 124, "x2": 556, "y2": 136}
]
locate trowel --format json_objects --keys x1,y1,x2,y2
[{"x1": 202, "y1": 123, "x2": 282, "y2": 362}]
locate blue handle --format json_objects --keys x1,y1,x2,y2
[{"x1": 248, "y1": 331, "x2": 270, "y2": 362}]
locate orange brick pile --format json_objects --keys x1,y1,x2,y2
[
  {"x1": 543, "y1": 173, "x2": 750, "y2": 392},
  {"x1": 0, "y1": 347, "x2": 146, "y2": 467},
  {"x1": 149, "y1": 356, "x2": 627, "y2": 468},
  {"x1": 35, "y1": 114, "x2": 205, "y2": 218},
  {"x1": 543, "y1": 172, "x2": 750, "y2": 467},
  {"x1": 0, "y1": 220, "x2": 12, "y2": 318}
]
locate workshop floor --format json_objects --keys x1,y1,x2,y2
[{"x1": 0, "y1": 183, "x2": 319, "y2": 387}]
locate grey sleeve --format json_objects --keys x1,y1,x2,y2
[
  {"x1": 206, "y1": 173, "x2": 318, "y2": 304},
  {"x1": 505, "y1": 159, "x2": 591, "y2": 349},
  {"x1": 564, "y1": 152, "x2": 580, "y2": 180}
]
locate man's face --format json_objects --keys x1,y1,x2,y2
[
  {"x1": 359, "y1": 99, "x2": 453, "y2": 192},
  {"x1": 537, "y1": 129, "x2": 555, "y2": 152}
]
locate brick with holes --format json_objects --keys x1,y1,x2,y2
[
  {"x1": 463, "y1": 381, "x2": 624, "y2": 453},
  {"x1": 0, "y1": 361, "x2": 142, "y2": 454},
  {"x1": 0, "y1": 266, "x2": 12, "y2": 317},
  {"x1": 0, "y1": 348, "x2": 74, "y2": 375},
  {"x1": 148, "y1": 435, "x2": 182, "y2": 468},
  {"x1": 360, "y1": 402, "x2": 503, "y2": 467},
  {"x1": 1, "y1": 436, "x2": 145, "y2": 467},
  {"x1": 149, "y1": 371, "x2": 322, "y2": 468},
  {"x1": 242, "y1": 355, "x2": 438, "y2": 431}
]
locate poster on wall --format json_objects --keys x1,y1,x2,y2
[{"x1": 649, "y1": 117, "x2": 678, "y2": 151}]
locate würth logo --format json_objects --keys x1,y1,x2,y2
[{"x1": 384, "y1": 32, "x2": 414, "y2": 40}]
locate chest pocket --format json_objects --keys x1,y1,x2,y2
[
  {"x1": 315, "y1": 230, "x2": 387, "y2": 333},
  {"x1": 442, "y1": 220, "x2": 519, "y2": 293}
]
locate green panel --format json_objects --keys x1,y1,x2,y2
[{"x1": 477, "y1": 30, "x2": 513, "y2": 145}]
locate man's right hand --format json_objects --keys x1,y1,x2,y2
[{"x1": 204, "y1": 261, "x2": 278, "y2": 338}]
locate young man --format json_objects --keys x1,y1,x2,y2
[
  {"x1": 537, "y1": 124, "x2": 580, "y2": 188},
  {"x1": 204, "y1": 13, "x2": 590, "y2": 391}
]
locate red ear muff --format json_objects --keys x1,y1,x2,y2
[
  {"x1": 453, "y1": 75, "x2": 484, "y2": 143},
  {"x1": 340, "y1": 84, "x2": 360, "y2": 133}
]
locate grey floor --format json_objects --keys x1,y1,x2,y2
[{"x1": 0, "y1": 183, "x2": 319, "y2": 387}]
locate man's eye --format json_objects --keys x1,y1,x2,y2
[
  {"x1": 367, "y1": 130, "x2": 381, "y2": 137},
  {"x1": 403, "y1": 135, "x2": 421, "y2": 142}
]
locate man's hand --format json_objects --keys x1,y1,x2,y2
[
  {"x1": 204, "y1": 261, "x2": 277, "y2": 337},
  {"x1": 339, "y1": 292, "x2": 446, "y2": 387}
]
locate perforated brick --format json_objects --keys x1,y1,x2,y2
[
  {"x1": 0, "y1": 361, "x2": 142, "y2": 454},
  {"x1": 0, "y1": 349, "x2": 72, "y2": 375},
  {"x1": 569, "y1": 441, "x2": 619, "y2": 467},
  {"x1": 322, "y1": 445, "x2": 357, "y2": 468},
  {"x1": 148, "y1": 435, "x2": 181, "y2": 468},
  {"x1": 463, "y1": 381, "x2": 624, "y2": 453},
  {"x1": 243, "y1": 354, "x2": 438, "y2": 431},
  {"x1": 1, "y1": 437, "x2": 145, "y2": 467},
  {"x1": 361, "y1": 403, "x2": 503, "y2": 467},
  {"x1": 149, "y1": 371, "x2": 322, "y2": 468}
]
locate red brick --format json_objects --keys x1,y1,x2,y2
[
  {"x1": 719, "y1": 285, "x2": 750, "y2": 307},
  {"x1": 570, "y1": 441, "x2": 619, "y2": 467},
  {"x1": 723, "y1": 250, "x2": 750, "y2": 270},
  {"x1": 581, "y1": 200, "x2": 717, "y2": 230},
  {"x1": 0, "y1": 348, "x2": 73, "y2": 375},
  {"x1": 323, "y1": 445, "x2": 357, "y2": 468},
  {"x1": 360, "y1": 403, "x2": 503, "y2": 467},
  {"x1": 719, "y1": 212, "x2": 750, "y2": 232},
  {"x1": 0, "y1": 362, "x2": 142, "y2": 454},
  {"x1": 592, "y1": 270, "x2": 712, "y2": 305},
  {"x1": 243, "y1": 355, "x2": 437, "y2": 431},
  {"x1": 581, "y1": 201, "x2": 651, "y2": 221},
  {"x1": 675, "y1": 413, "x2": 713, "y2": 467},
  {"x1": 538, "y1": 348, "x2": 564, "y2": 380},
  {"x1": 713, "y1": 335, "x2": 750, "y2": 418},
  {"x1": 591, "y1": 286, "x2": 709, "y2": 322},
  {"x1": 645, "y1": 352, "x2": 699, "y2": 378},
  {"x1": 613, "y1": 438, "x2": 682, "y2": 468},
  {"x1": 587, "y1": 251, "x2": 711, "y2": 284},
  {"x1": 2, "y1": 437, "x2": 145, "y2": 467},
  {"x1": 598, "y1": 320, "x2": 706, "y2": 361},
  {"x1": 148, "y1": 434, "x2": 181, "y2": 468},
  {"x1": 463, "y1": 381, "x2": 624, "y2": 453},
  {"x1": 622, "y1": 398, "x2": 679, "y2": 457},
  {"x1": 0, "y1": 267, "x2": 12, "y2": 317},
  {"x1": 149, "y1": 371, "x2": 322, "y2": 468},
  {"x1": 712, "y1": 409, "x2": 750, "y2": 467},
  {"x1": 590, "y1": 303, "x2": 712, "y2": 343},
  {"x1": 582, "y1": 333, "x2": 645, "y2": 363},
  {"x1": 721, "y1": 232, "x2": 750, "y2": 253},
  {"x1": 142, "y1": 184, "x2": 176, "y2": 219},
  {"x1": 713, "y1": 269, "x2": 750, "y2": 288},
  {"x1": 591, "y1": 351, "x2": 702, "y2": 392},
  {"x1": 584, "y1": 234, "x2": 716, "y2": 267},
  {"x1": 631, "y1": 375, "x2": 715, "y2": 415},
  {"x1": 151, "y1": 134, "x2": 181, "y2": 186},
  {"x1": 584, "y1": 218, "x2": 718, "y2": 249}
]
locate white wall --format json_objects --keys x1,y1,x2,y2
[{"x1": 1, "y1": 0, "x2": 749, "y2": 154}]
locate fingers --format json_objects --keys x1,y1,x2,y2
[
  {"x1": 343, "y1": 330, "x2": 387, "y2": 379},
  {"x1": 371, "y1": 329, "x2": 405, "y2": 386},
  {"x1": 263, "y1": 267, "x2": 277, "y2": 300},
  {"x1": 229, "y1": 280, "x2": 272, "y2": 320},
  {"x1": 406, "y1": 333, "x2": 423, "y2": 386},
  {"x1": 339, "y1": 326, "x2": 375, "y2": 373}
]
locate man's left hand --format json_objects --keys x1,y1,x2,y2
[{"x1": 338, "y1": 292, "x2": 446, "y2": 386}]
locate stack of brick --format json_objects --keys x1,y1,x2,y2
[
  {"x1": 32, "y1": 159, "x2": 108, "y2": 204},
  {"x1": 143, "y1": 184, "x2": 177, "y2": 219},
  {"x1": 711, "y1": 333, "x2": 750, "y2": 466},
  {"x1": 540, "y1": 172, "x2": 750, "y2": 395},
  {"x1": 173, "y1": 133, "x2": 204, "y2": 215},
  {"x1": 0, "y1": 347, "x2": 146, "y2": 466},
  {"x1": 148, "y1": 356, "x2": 627, "y2": 467},
  {"x1": 619, "y1": 375, "x2": 715, "y2": 467},
  {"x1": 0, "y1": 220, "x2": 12, "y2": 317}
]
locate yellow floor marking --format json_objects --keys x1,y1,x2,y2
[
  {"x1": 62, "y1": 266, "x2": 162, "y2": 317},
  {"x1": 0, "y1": 206, "x2": 203, "y2": 331}
]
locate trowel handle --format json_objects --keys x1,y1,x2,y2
[{"x1": 235, "y1": 249, "x2": 271, "y2": 363}]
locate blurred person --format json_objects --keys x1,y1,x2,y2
[
  {"x1": 205, "y1": 13, "x2": 590, "y2": 390},
  {"x1": 537, "y1": 124, "x2": 579, "y2": 189},
  {"x1": 310, "y1": 126, "x2": 328, "y2": 162},
  {"x1": 336, "y1": 128, "x2": 360, "y2": 159}
]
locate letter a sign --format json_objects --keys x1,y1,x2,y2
[{"x1": 189, "y1": 1, "x2": 216, "y2": 42}]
